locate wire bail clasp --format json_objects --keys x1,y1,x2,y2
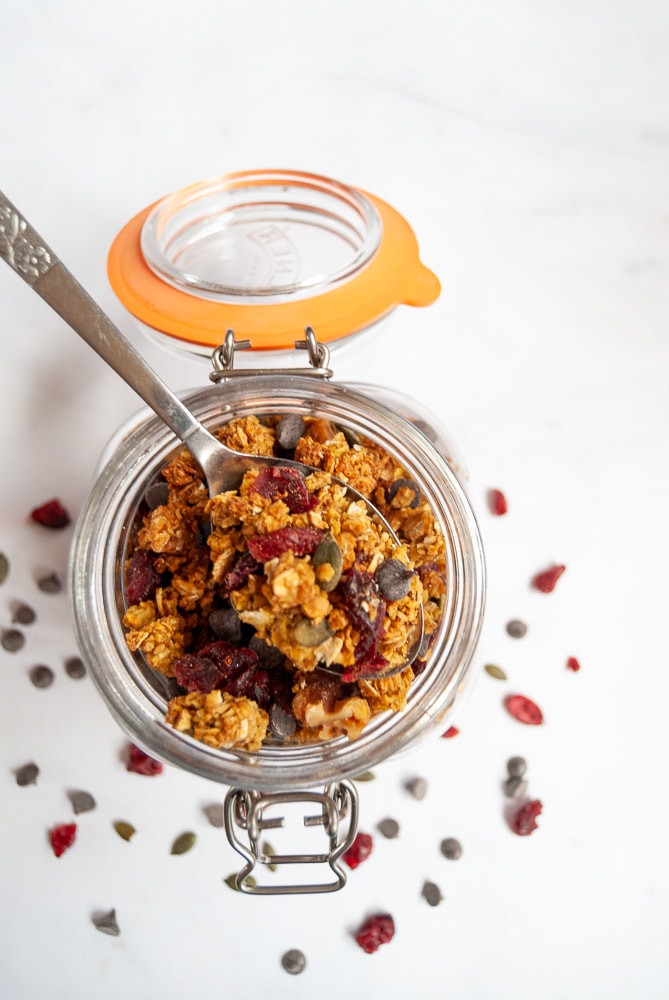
[{"x1": 209, "y1": 327, "x2": 333, "y2": 382}]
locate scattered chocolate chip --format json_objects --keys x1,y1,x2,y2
[
  {"x1": 440, "y1": 837, "x2": 462, "y2": 860},
  {"x1": 422, "y1": 880, "x2": 443, "y2": 906},
  {"x1": 64, "y1": 656, "x2": 86, "y2": 679},
  {"x1": 387, "y1": 477, "x2": 422, "y2": 508},
  {"x1": 29, "y1": 664, "x2": 54, "y2": 688},
  {"x1": 170, "y1": 831, "x2": 196, "y2": 855},
  {"x1": 12, "y1": 602, "x2": 36, "y2": 625},
  {"x1": 0, "y1": 553, "x2": 9, "y2": 584},
  {"x1": 2, "y1": 628, "x2": 25, "y2": 652},
  {"x1": 15, "y1": 762, "x2": 39, "y2": 786},
  {"x1": 507, "y1": 756, "x2": 527, "y2": 778},
  {"x1": 276, "y1": 414, "x2": 306, "y2": 451},
  {"x1": 144, "y1": 481, "x2": 170, "y2": 510},
  {"x1": 504, "y1": 776, "x2": 528, "y2": 799},
  {"x1": 377, "y1": 817, "x2": 400, "y2": 839},
  {"x1": 92, "y1": 909, "x2": 120, "y2": 936},
  {"x1": 208, "y1": 607, "x2": 243, "y2": 642},
  {"x1": 68, "y1": 790, "x2": 96, "y2": 814},
  {"x1": 375, "y1": 559, "x2": 414, "y2": 601},
  {"x1": 114, "y1": 821, "x2": 136, "y2": 841},
  {"x1": 270, "y1": 703, "x2": 297, "y2": 739},
  {"x1": 203, "y1": 803, "x2": 225, "y2": 828},
  {"x1": 37, "y1": 572, "x2": 62, "y2": 594},
  {"x1": 506, "y1": 619, "x2": 528, "y2": 639},
  {"x1": 484, "y1": 663, "x2": 507, "y2": 680},
  {"x1": 405, "y1": 776, "x2": 428, "y2": 801},
  {"x1": 281, "y1": 948, "x2": 307, "y2": 975}
]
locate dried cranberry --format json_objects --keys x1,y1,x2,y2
[
  {"x1": 505, "y1": 694, "x2": 544, "y2": 725},
  {"x1": 50, "y1": 823, "x2": 77, "y2": 857},
  {"x1": 343, "y1": 832, "x2": 373, "y2": 870},
  {"x1": 126, "y1": 744, "x2": 163, "y2": 776},
  {"x1": 511, "y1": 799, "x2": 543, "y2": 836},
  {"x1": 247, "y1": 526, "x2": 324, "y2": 562},
  {"x1": 354, "y1": 913, "x2": 395, "y2": 953},
  {"x1": 126, "y1": 549, "x2": 160, "y2": 604},
  {"x1": 225, "y1": 552, "x2": 261, "y2": 591},
  {"x1": 174, "y1": 654, "x2": 224, "y2": 693},
  {"x1": 441, "y1": 726, "x2": 459, "y2": 738},
  {"x1": 30, "y1": 498, "x2": 71, "y2": 529},
  {"x1": 198, "y1": 641, "x2": 258, "y2": 682},
  {"x1": 566, "y1": 656, "x2": 581, "y2": 672},
  {"x1": 250, "y1": 467, "x2": 317, "y2": 513},
  {"x1": 488, "y1": 488, "x2": 508, "y2": 515},
  {"x1": 532, "y1": 564, "x2": 566, "y2": 593},
  {"x1": 228, "y1": 667, "x2": 273, "y2": 709},
  {"x1": 341, "y1": 567, "x2": 386, "y2": 659}
]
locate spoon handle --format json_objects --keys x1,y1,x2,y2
[{"x1": 0, "y1": 190, "x2": 217, "y2": 455}]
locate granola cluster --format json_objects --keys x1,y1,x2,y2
[{"x1": 122, "y1": 414, "x2": 447, "y2": 750}]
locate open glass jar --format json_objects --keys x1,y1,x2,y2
[{"x1": 70, "y1": 172, "x2": 485, "y2": 893}]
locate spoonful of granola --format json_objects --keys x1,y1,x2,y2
[{"x1": 0, "y1": 191, "x2": 424, "y2": 684}]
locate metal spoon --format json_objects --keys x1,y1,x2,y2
[{"x1": 0, "y1": 190, "x2": 423, "y2": 677}]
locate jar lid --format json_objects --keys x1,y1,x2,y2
[{"x1": 107, "y1": 170, "x2": 440, "y2": 351}]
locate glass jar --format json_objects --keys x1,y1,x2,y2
[{"x1": 70, "y1": 346, "x2": 484, "y2": 893}]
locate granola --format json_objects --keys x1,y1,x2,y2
[{"x1": 122, "y1": 414, "x2": 447, "y2": 749}]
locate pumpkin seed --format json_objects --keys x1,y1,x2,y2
[
  {"x1": 312, "y1": 532, "x2": 342, "y2": 592},
  {"x1": 114, "y1": 821, "x2": 136, "y2": 841},
  {"x1": 170, "y1": 831, "x2": 196, "y2": 855},
  {"x1": 484, "y1": 663, "x2": 507, "y2": 680},
  {"x1": 293, "y1": 617, "x2": 333, "y2": 647},
  {"x1": 224, "y1": 873, "x2": 257, "y2": 891},
  {"x1": 0, "y1": 552, "x2": 9, "y2": 584},
  {"x1": 352, "y1": 771, "x2": 375, "y2": 782}
]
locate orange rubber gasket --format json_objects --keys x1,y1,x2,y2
[{"x1": 107, "y1": 192, "x2": 440, "y2": 351}]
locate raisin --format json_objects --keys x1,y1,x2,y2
[
  {"x1": 354, "y1": 913, "x2": 395, "y2": 953},
  {"x1": 173, "y1": 654, "x2": 224, "y2": 693},
  {"x1": 126, "y1": 744, "x2": 163, "y2": 776},
  {"x1": 246, "y1": 526, "x2": 323, "y2": 562},
  {"x1": 505, "y1": 694, "x2": 543, "y2": 725},
  {"x1": 249, "y1": 466, "x2": 317, "y2": 514},
  {"x1": 488, "y1": 488, "x2": 508, "y2": 515},
  {"x1": 50, "y1": 823, "x2": 77, "y2": 857},
  {"x1": 340, "y1": 567, "x2": 387, "y2": 678},
  {"x1": 343, "y1": 832, "x2": 373, "y2": 870},
  {"x1": 511, "y1": 799, "x2": 543, "y2": 836},
  {"x1": 532, "y1": 564, "x2": 566, "y2": 593},
  {"x1": 30, "y1": 498, "x2": 71, "y2": 529},
  {"x1": 126, "y1": 549, "x2": 160, "y2": 605}
]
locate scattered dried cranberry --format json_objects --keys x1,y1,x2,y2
[
  {"x1": 343, "y1": 832, "x2": 373, "y2": 870},
  {"x1": 246, "y1": 526, "x2": 324, "y2": 562},
  {"x1": 505, "y1": 694, "x2": 544, "y2": 725},
  {"x1": 126, "y1": 549, "x2": 160, "y2": 605},
  {"x1": 174, "y1": 654, "x2": 224, "y2": 693},
  {"x1": 488, "y1": 488, "x2": 508, "y2": 515},
  {"x1": 511, "y1": 799, "x2": 543, "y2": 836},
  {"x1": 30, "y1": 498, "x2": 70, "y2": 529},
  {"x1": 354, "y1": 913, "x2": 395, "y2": 953},
  {"x1": 441, "y1": 726, "x2": 459, "y2": 738},
  {"x1": 566, "y1": 656, "x2": 581, "y2": 672},
  {"x1": 532, "y1": 564, "x2": 566, "y2": 593},
  {"x1": 126, "y1": 744, "x2": 163, "y2": 776},
  {"x1": 250, "y1": 467, "x2": 317, "y2": 513},
  {"x1": 50, "y1": 823, "x2": 77, "y2": 857}
]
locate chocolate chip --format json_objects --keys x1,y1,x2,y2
[
  {"x1": 12, "y1": 603, "x2": 35, "y2": 625},
  {"x1": 144, "y1": 481, "x2": 170, "y2": 510},
  {"x1": 2, "y1": 628, "x2": 25, "y2": 652},
  {"x1": 507, "y1": 756, "x2": 527, "y2": 778},
  {"x1": 387, "y1": 477, "x2": 422, "y2": 508},
  {"x1": 405, "y1": 776, "x2": 428, "y2": 800},
  {"x1": 203, "y1": 803, "x2": 225, "y2": 828},
  {"x1": 422, "y1": 880, "x2": 443, "y2": 906},
  {"x1": 440, "y1": 837, "x2": 462, "y2": 860},
  {"x1": 68, "y1": 790, "x2": 96, "y2": 814},
  {"x1": 270, "y1": 704, "x2": 297, "y2": 739},
  {"x1": 29, "y1": 664, "x2": 54, "y2": 688},
  {"x1": 15, "y1": 762, "x2": 39, "y2": 786},
  {"x1": 37, "y1": 572, "x2": 62, "y2": 594},
  {"x1": 377, "y1": 817, "x2": 400, "y2": 839},
  {"x1": 281, "y1": 949, "x2": 307, "y2": 975},
  {"x1": 375, "y1": 559, "x2": 414, "y2": 601},
  {"x1": 506, "y1": 619, "x2": 528, "y2": 639},
  {"x1": 64, "y1": 656, "x2": 86, "y2": 679},
  {"x1": 208, "y1": 607, "x2": 242, "y2": 642},
  {"x1": 92, "y1": 909, "x2": 120, "y2": 936},
  {"x1": 249, "y1": 635, "x2": 285, "y2": 669},
  {"x1": 504, "y1": 776, "x2": 528, "y2": 799},
  {"x1": 276, "y1": 414, "x2": 306, "y2": 451}
]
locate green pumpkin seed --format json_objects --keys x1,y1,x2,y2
[
  {"x1": 293, "y1": 617, "x2": 333, "y2": 647},
  {"x1": 114, "y1": 821, "x2": 136, "y2": 842},
  {"x1": 170, "y1": 831, "x2": 196, "y2": 855},
  {"x1": 0, "y1": 552, "x2": 9, "y2": 585},
  {"x1": 224, "y1": 873, "x2": 256, "y2": 891},
  {"x1": 484, "y1": 663, "x2": 507, "y2": 680},
  {"x1": 352, "y1": 771, "x2": 376, "y2": 782},
  {"x1": 261, "y1": 840, "x2": 278, "y2": 871},
  {"x1": 312, "y1": 532, "x2": 343, "y2": 592}
]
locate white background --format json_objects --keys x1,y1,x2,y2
[{"x1": 1, "y1": 2, "x2": 668, "y2": 998}]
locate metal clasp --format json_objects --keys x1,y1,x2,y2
[
  {"x1": 223, "y1": 781, "x2": 359, "y2": 894},
  {"x1": 209, "y1": 327, "x2": 333, "y2": 382}
]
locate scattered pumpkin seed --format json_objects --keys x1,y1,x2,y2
[
  {"x1": 203, "y1": 803, "x2": 225, "y2": 828},
  {"x1": 15, "y1": 762, "x2": 39, "y2": 786},
  {"x1": 484, "y1": 663, "x2": 507, "y2": 680},
  {"x1": 0, "y1": 552, "x2": 9, "y2": 584},
  {"x1": 293, "y1": 617, "x2": 333, "y2": 647},
  {"x1": 2, "y1": 628, "x2": 25, "y2": 652},
  {"x1": 37, "y1": 572, "x2": 62, "y2": 594},
  {"x1": 312, "y1": 533, "x2": 343, "y2": 592},
  {"x1": 422, "y1": 880, "x2": 443, "y2": 906},
  {"x1": 114, "y1": 821, "x2": 136, "y2": 842},
  {"x1": 351, "y1": 771, "x2": 375, "y2": 782},
  {"x1": 281, "y1": 948, "x2": 307, "y2": 975},
  {"x1": 377, "y1": 817, "x2": 400, "y2": 839},
  {"x1": 92, "y1": 909, "x2": 120, "y2": 936},
  {"x1": 224, "y1": 873, "x2": 256, "y2": 891},
  {"x1": 440, "y1": 837, "x2": 462, "y2": 860},
  {"x1": 12, "y1": 602, "x2": 35, "y2": 625},
  {"x1": 261, "y1": 840, "x2": 278, "y2": 871},
  {"x1": 64, "y1": 656, "x2": 86, "y2": 679},
  {"x1": 68, "y1": 790, "x2": 96, "y2": 814},
  {"x1": 170, "y1": 831, "x2": 196, "y2": 855},
  {"x1": 29, "y1": 664, "x2": 54, "y2": 688}
]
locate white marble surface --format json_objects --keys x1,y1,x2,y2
[{"x1": 1, "y1": 2, "x2": 668, "y2": 998}]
